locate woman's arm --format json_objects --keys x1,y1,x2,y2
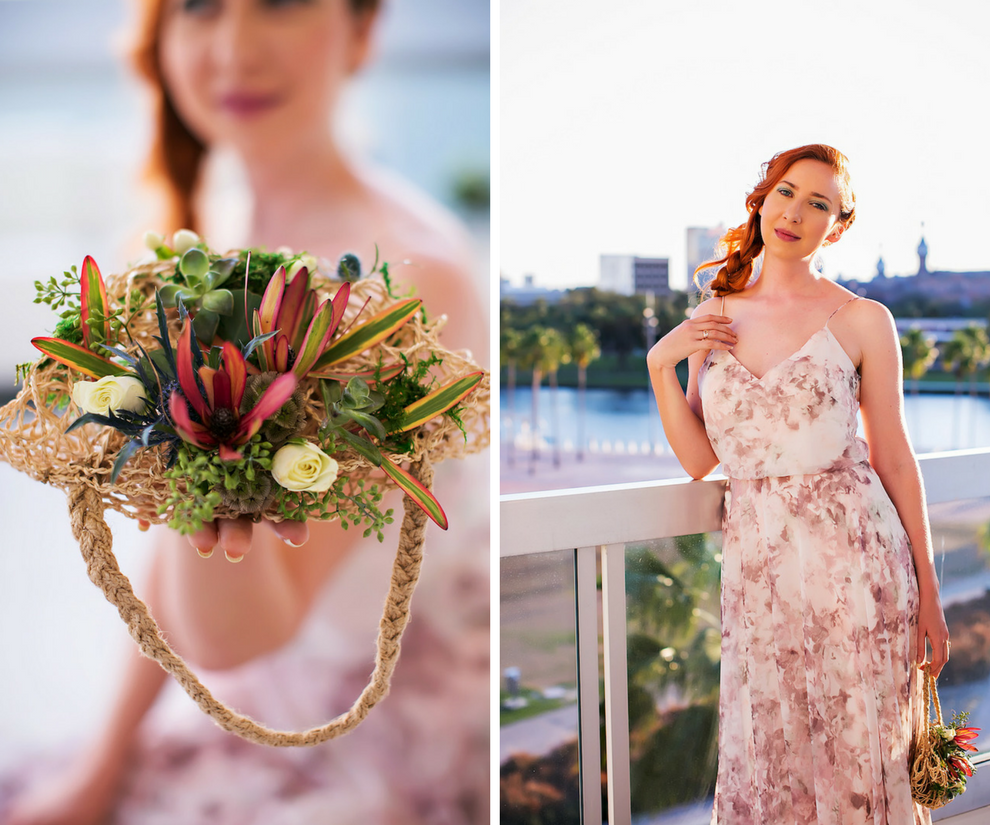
[
  {"x1": 854, "y1": 300, "x2": 949, "y2": 676},
  {"x1": 647, "y1": 300, "x2": 737, "y2": 479},
  {"x1": 156, "y1": 517, "x2": 362, "y2": 670}
]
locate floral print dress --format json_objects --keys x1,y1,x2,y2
[{"x1": 698, "y1": 297, "x2": 930, "y2": 824}]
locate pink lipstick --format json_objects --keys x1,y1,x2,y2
[{"x1": 217, "y1": 92, "x2": 281, "y2": 118}]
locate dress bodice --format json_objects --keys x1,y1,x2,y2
[{"x1": 698, "y1": 322, "x2": 868, "y2": 479}]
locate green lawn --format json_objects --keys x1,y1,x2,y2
[{"x1": 499, "y1": 688, "x2": 573, "y2": 726}]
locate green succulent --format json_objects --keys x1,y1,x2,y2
[{"x1": 159, "y1": 248, "x2": 238, "y2": 343}]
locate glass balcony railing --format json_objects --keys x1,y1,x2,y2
[{"x1": 500, "y1": 448, "x2": 990, "y2": 825}]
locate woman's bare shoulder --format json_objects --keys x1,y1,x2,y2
[
  {"x1": 358, "y1": 164, "x2": 474, "y2": 273},
  {"x1": 692, "y1": 295, "x2": 724, "y2": 318},
  {"x1": 843, "y1": 296, "x2": 894, "y2": 329}
]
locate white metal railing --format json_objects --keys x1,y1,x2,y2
[{"x1": 500, "y1": 448, "x2": 990, "y2": 824}]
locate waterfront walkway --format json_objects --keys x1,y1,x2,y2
[{"x1": 500, "y1": 446, "x2": 689, "y2": 495}]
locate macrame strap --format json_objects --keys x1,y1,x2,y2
[
  {"x1": 911, "y1": 664, "x2": 953, "y2": 809},
  {"x1": 66, "y1": 458, "x2": 432, "y2": 747},
  {"x1": 923, "y1": 664, "x2": 943, "y2": 726}
]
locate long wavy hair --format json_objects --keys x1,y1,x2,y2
[
  {"x1": 696, "y1": 144, "x2": 857, "y2": 297},
  {"x1": 129, "y1": 0, "x2": 381, "y2": 235}
]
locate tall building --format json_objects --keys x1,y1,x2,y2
[{"x1": 599, "y1": 254, "x2": 670, "y2": 296}]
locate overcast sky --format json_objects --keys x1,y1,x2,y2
[{"x1": 502, "y1": 0, "x2": 990, "y2": 291}]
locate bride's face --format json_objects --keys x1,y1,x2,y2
[
  {"x1": 759, "y1": 159, "x2": 845, "y2": 260},
  {"x1": 159, "y1": 0, "x2": 374, "y2": 153}
]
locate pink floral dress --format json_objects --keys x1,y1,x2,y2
[{"x1": 698, "y1": 297, "x2": 930, "y2": 824}]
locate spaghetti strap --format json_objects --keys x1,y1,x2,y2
[
  {"x1": 825, "y1": 296, "x2": 858, "y2": 327},
  {"x1": 720, "y1": 295, "x2": 726, "y2": 316}
]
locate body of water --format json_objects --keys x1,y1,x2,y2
[{"x1": 500, "y1": 385, "x2": 990, "y2": 456}]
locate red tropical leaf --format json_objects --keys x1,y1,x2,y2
[
  {"x1": 32, "y1": 337, "x2": 129, "y2": 379},
  {"x1": 237, "y1": 372, "x2": 297, "y2": 437},
  {"x1": 223, "y1": 341, "x2": 247, "y2": 409},
  {"x1": 169, "y1": 391, "x2": 214, "y2": 449},
  {"x1": 79, "y1": 255, "x2": 110, "y2": 348},
  {"x1": 278, "y1": 265, "x2": 310, "y2": 347},
  {"x1": 176, "y1": 326, "x2": 210, "y2": 420}
]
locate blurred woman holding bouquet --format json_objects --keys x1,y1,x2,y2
[{"x1": 4, "y1": 1, "x2": 489, "y2": 824}]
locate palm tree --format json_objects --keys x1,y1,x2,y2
[
  {"x1": 943, "y1": 326, "x2": 989, "y2": 397},
  {"x1": 500, "y1": 324, "x2": 522, "y2": 468},
  {"x1": 960, "y1": 325, "x2": 990, "y2": 397},
  {"x1": 517, "y1": 326, "x2": 548, "y2": 472},
  {"x1": 899, "y1": 327, "x2": 938, "y2": 395},
  {"x1": 538, "y1": 328, "x2": 570, "y2": 468},
  {"x1": 569, "y1": 323, "x2": 601, "y2": 461}
]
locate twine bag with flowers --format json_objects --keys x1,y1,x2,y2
[
  {"x1": 0, "y1": 230, "x2": 489, "y2": 747},
  {"x1": 910, "y1": 664, "x2": 980, "y2": 808}
]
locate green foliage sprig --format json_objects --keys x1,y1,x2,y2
[
  {"x1": 274, "y1": 476, "x2": 393, "y2": 541},
  {"x1": 35, "y1": 267, "x2": 83, "y2": 344},
  {"x1": 14, "y1": 362, "x2": 33, "y2": 385},
  {"x1": 231, "y1": 249, "x2": 297, "y2": 294},
  {"x1": 34, "y1": 267, "x2": 80, "y2": 312},
  {"x1": 159, "y1": 437, "x2": 274, "y2": 534}
]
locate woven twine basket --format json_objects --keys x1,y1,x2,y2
[
  {"x1": 0, "y1": 259, "x2": 490, "y2": 747},
  {"x1": 911, "y1": 665, "x2": 958, "y2": 808}
]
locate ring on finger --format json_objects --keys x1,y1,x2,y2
[{"x1": 702, "y1": 329, "x2": 709, "y2": 340}]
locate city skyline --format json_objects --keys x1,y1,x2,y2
[
  {"x1": 500, "y1": 224, "x2": 971, "y2": 293},
  {"x1": 502, "y1": 0, "x2": 990, "y2": 292}
]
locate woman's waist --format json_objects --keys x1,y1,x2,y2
[
  {"x1": 715, "y1": 434, "x2": 870, "y2": 480},
  {"x1": 723, "y1": 456, "x2": 872, "y2": 483}
]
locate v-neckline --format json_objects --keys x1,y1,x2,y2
[{"x1": 726, "y1": 326, "x2": 833, "y2": 383}]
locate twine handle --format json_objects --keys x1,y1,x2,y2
[
  {"x1": 66, "y1": 458, "x2": 433, "y2": 747},
  {"x1": 922, "y1": 664, "x2": 943, "y2": 727},
  {"x1": 911, "y1": 663, "x2": 954, "y2": 808}
]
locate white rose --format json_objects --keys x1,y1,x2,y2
[
  {"x1": 71, "y1": 375, "x2": 148, "y2": 416},
  {"x1": 285, "y1": 260, "x2": 307, "y2": 282},
  {"x1": 172, "y1": 229, "x2": 201, "y2": 255},
  {"x1": 271, "y1": 442, "x2": 339, "y2": 492},
  {"x1": 143, "y1": 230, "x2": 165, "y2": 251}
]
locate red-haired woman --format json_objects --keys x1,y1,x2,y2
[
  {"x1": 648, "y1": 145, "x2": 946, "y2": 823},
  {"x1": 5, "y1": 2, "x2": 488, "y2": 824}
]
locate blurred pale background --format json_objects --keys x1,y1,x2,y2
[{"x1": 0, "y1": 0, "x2": 489, "y2": 767}]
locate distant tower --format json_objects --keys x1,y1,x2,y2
[
  {"x1": 917, "y1": 224, "x2": 928, "y2": 277},
  {"x1": 876, "y1": 249, "x2": 886, "y2": 279}
]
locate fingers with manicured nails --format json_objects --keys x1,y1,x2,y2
[
  {"x1": 137, "y1": 519, "x2": 151, "y2": 532},
  {"x1": 217, "y1": 517, "x2": 254, "y2": 563},
  {"x1": 187, "y1": 522, "x2": 219, "y2": 559},
  {"x1": 269, "y1": 519, "x2": 309, "y2": 548}
]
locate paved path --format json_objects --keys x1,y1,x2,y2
[
  {"x1": 500, "y1": 448, "x2": 690, "y2": 495},
  {"x1": 500, "y1": 703, "x2": 579, "y2": 762}
]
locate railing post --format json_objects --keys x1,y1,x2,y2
[
  {"x1": 575, "y1": 545, "x2": 603, "y2": 825},
  {"x1": 602, "y1": 542, "x2": 631, "y2": 825}
]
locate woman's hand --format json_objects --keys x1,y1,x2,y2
[
  {"x1": 647, "y1": 313, "x2": 737, "y2": 370},
  {"x1": 917, "y1": 590, "x2": 950, "y2": 678},
  {"x1": 137, "y1": 517, "x2": 310, "y2": 563}
]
